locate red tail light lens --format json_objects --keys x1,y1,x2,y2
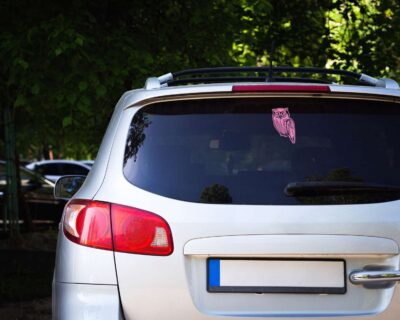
[
  {"x1": 232, "y1": 85, "x2": 331, "y2": 93},
  {"x1": 63, "y1": 200, "x2": 173, "y2": 256},
  {"x1": 63, "y1": 200, "x2": 112, "y2": 250},
  {"x1": 111, "y1": 204, "x2": 173, "y2": 256}
]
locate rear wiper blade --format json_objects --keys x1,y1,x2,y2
[{"x1": 284, "y1": 181, "x2": 400, "y2": 197}]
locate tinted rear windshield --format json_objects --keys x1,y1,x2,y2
[{"x1": 123, "y1": 98, "x2": 400, "y2": 205}]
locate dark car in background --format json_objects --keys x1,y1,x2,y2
[
  {"x1": 0, "y1": 161, "x2": 65, "y2": 224},
  {"x1": 26, "y1": 160, "x2": 91, "y2": 182}
]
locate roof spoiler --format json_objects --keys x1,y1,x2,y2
[{"x1": 144, "y1": 66, "x2": 399, "y2": 90}]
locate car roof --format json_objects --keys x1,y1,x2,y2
[
  {"x1": 117, "y1": 67, "x2": 400, "y2": 111},
  {"x1": 26, "y1": 160, "x2": 92, "y2": 170},
  {"x1": 151, "y1": 66, "x2": 399, "y2": 89}
]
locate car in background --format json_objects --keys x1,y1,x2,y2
[
  {"x1": 26, "y1": 160, "x2": 91, "y2": 182},
  {"x1": 0, "y1": 161, "x2": 65, "y2": 224},
  {"x1": 53, "y1": 67, "x2": 400, "y2": 319},
  {"x1": 80, "y1": 160, "x2": 94, "y2": 167},
  {"x1": 19, "y1": 160, "x2": 32, "y2": 167}
]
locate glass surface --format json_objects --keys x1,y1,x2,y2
[
  {"x1": 60, "y1": 164, "x2": 89, "y2": 175},
  {"x1": 123, "y1": 98, "x2": 400, "y2": 205},
  {"x1": 54, "y1": 176, "x2": 86, "y2": 199},
  {"x1": 0, "y1": 163, "x2": 50, "y2": 187},
  {"x1": 37, "y1": 163, "x2": 60, "y2": 175},
  {"x1": 37, "y1": 163, "x2": 89, "y2": 176}
]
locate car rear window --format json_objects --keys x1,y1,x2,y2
[{"x1": 123, "y1": 98, "x2": 400, "y2": 205}]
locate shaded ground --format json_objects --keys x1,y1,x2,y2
[
  {"x1": 1, "y1": 298, "x2": 52, "y2": 320},
  {"x1": 0, "y1": 229, "x2": 57, "y2": 319}
]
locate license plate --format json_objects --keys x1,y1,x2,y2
[{"x1": 207, "y1": 258, "x2": 346, "y2": 294}]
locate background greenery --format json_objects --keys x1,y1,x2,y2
[{"x1": 1, "y1": 0, "x2": 399, "y2": 159}]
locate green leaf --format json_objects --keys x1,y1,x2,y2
[
  {"x1": 77, "y1": 96, "x2": 91, "y2": 114},
  {"x1": 31, "y1": 84, "x2": 40, "y2": 95},
  {"x1": 75, "y1": 36, "x2": 84, "y2": 46},
  {"x1": 63, "y1": 116, "x2": 72, "y2": 127},
  {"x1": 14, "y1": 94, "x2": 27, "y2": 108},
  {"x1": 79, "y1": 81, "x2": 88, "y2": 92},
  {"x1": 14, "y1": 58, "x2": 29, "y2": 70},
  {"x1": 67, "y1": 94, "x2": 77, "y2": 105},
  {"x1": 96, "y1": 85, "x2": 107, "y2": 97}
]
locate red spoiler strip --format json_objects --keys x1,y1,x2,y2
[{"x1": 232, "y1": 85, "x2": 331, "y2": 93}]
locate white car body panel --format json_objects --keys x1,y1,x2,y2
[
  {"x1": 54, "y1": 80, "x2": 400, "y2": 319},
  {"x1": 52, "y1": 282, "x2": 122, "y2": 320},
  {"x1": 183, "y1": 235, "x2": 399, "y2": 256},
  {"x1": 54, "y1": 232, "x2": 117, "y2": 284},
  {"x1": 91, "y1": 100, "x2": 400, "y2": 318}
]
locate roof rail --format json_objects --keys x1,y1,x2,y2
[{"x1": 144, "y1": 66, "x2": 399, "y2": 90}]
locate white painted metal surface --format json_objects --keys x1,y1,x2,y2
[
  {"x1": 53, "y1": 78, "x2": 400, "y2": 319},
  {"x1": 54, "y1": 231, "x2": 117, "y2": 284},
  {"x1": 184, "y1": 235, "x2": 399, "y2": 256},
  {"x1": 52, "y1": 282, "x2": 122, "y2": 319},
  {"x1": 90, "y1": 101, "x2": 400, "y2": 318}
]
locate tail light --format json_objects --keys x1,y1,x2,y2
[
  {"x1": 111, "y1": 204, "x2": 173, "y2": 256},
  {"x1": 63, "y1": 200, "x2": 112, "y2": 250},
  {"x1": 63, "y1": 199, "x2": 173, "y2": 256}
]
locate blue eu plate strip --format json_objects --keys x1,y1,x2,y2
[{"x1": 208, "y1": 259, "x2": 220, "y2": 287}]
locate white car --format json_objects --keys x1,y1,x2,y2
[
  {"x1": 26, "y1": 160, "x2": 91, "y2": 182},
  {"x1": 53, "y1": 67, "x2": 400, "y2": 319},
  {"x1": 80, "y1": 160, "x2": 94, "y2": 167}
]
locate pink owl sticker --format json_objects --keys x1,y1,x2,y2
[{"x1": 272, "y1": 108, "x2": 296, "y2": 144}]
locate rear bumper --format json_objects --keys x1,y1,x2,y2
[{"x1": 52, "y1": 281, "x2": 123, "y2": 320}]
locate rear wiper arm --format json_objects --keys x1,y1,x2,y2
[{"x1": 284, "y1": 181, "x2": 400, "y2": 197}]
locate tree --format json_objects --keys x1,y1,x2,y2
[
  {"x1": 0, "y1": 0, "x2": 242, "y2": 235},
  {"x1": 1, "y1": 0, "x2": 400, "y2": 235},
  {"x1": 232, "y1": 0, "x2": 331, "y2": 67},
  {"x1": 232, "y1": 0, "x2": 400, "y2": 81},
  {"x1": 327, "y1": 0, "x2": 400, "y2": 78},
  {"x1": 0, "y1": 0, "x2": 242, "y2": 158}
]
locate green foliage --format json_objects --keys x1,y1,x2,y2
[
  {"x1": 233, "y1": 0, "x2": 400, "y2": 81},
  {"x1": 0, "y1": 0, "x2": 240, "y2": 159},
  {"x1": 327, "y1": 0, "x2": 400, "y2": 78},
  {"x1": 1, "y1": 0, "x2": 400, "y2": 159},
  {"x1": 232, "y1": 0, "x2": 331, "y2": 67}
]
